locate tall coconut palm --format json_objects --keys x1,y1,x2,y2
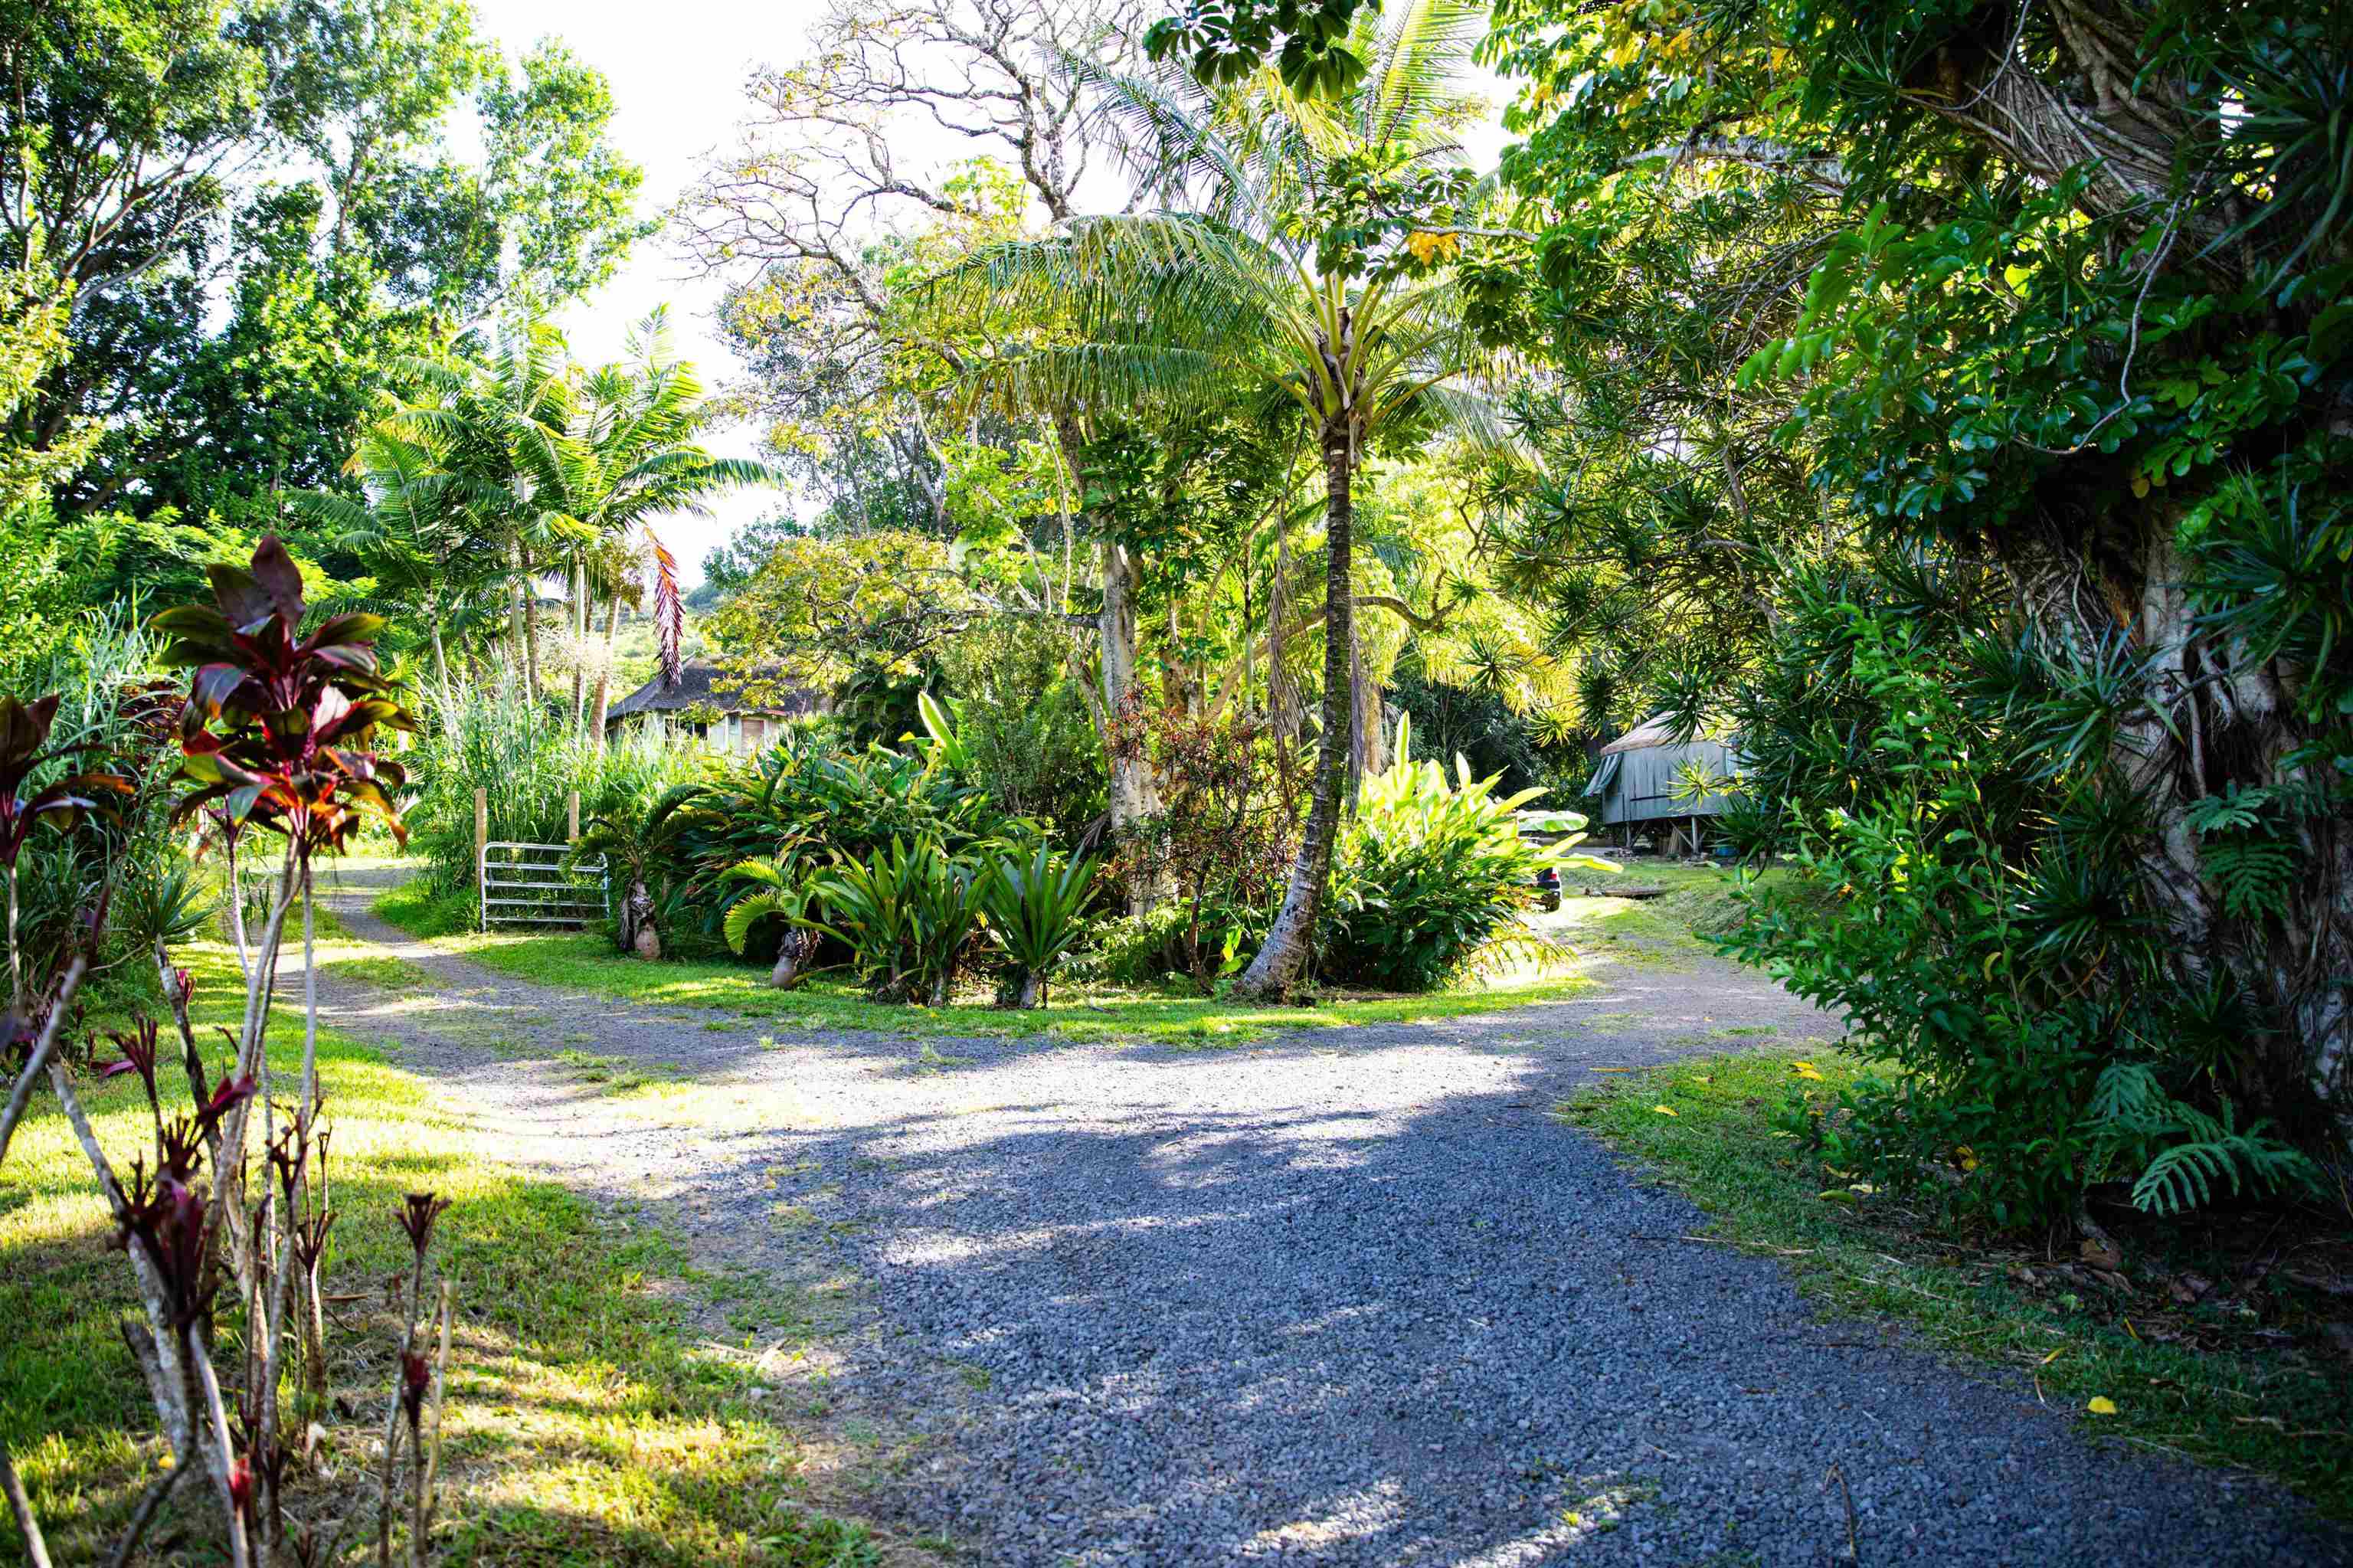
[{"x1": 933, "y1": 0, "x2": 1502, "y2": 997}]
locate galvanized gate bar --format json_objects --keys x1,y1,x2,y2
[{"x1": 479, "y1": 840, "x2": 607, "y2": 931}]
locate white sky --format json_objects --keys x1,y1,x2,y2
[
  {"x1": 469, "y1": 2, "x2": 1517, "y2": 588},
  {"x1": 472, "y1": 1, "x2": 813, "y2": 587}
]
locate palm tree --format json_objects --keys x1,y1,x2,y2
[
  {"x1": 294, "y1": 420, "x2": 515, "y2": 703},
  {"x1": 934, "y1": 0, "x2": 1500, "y2": 997},
  {"x1": 300, "y1": 314, "x2": 774, "y2": 734},
  {"x1": 564, "y1": 310, "x2": 778, "y2": 745}
]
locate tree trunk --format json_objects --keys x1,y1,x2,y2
[
  {"x1": 591, "y1": 593, "x2": 620, "y2": 752},
  {"x1": 1014, "y1": 969, "x2": 1046, "y2": 1010},
  {"x1": 1349, "y1": 624, "x2": 1389, "y2": 781},
  {"x1": 428, "y1": 617, "x2": 451, "y2": 708},
  {"x1": 2097, "y1": 529, "x2": 2353, "y2": 1141},
  {"x1": 1059, "y1": 412, "x2": 1164, "y2": 909},
  {"x1": 627, "y1": 880, "x2": 659, "y2": 961},
  {"x1": 768, "y1": 928, "x2": 817, "y2": 990},
  {"x1": 522, "y1": 554, "x2": 542, "y2": 701},
  {"x1": 571, "y1": 558, "x2": 587, "y2": 734},
  {"x1": 1236, "y1": 417, "x2": 1356, "y2": 1000},
  {"x1": 509, "y1": 544, "x2": 529, "y2": 695}
]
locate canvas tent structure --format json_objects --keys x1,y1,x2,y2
[
  {"x1": 604, "y1": 660, "x2": 824, "y2": 755},
  {"x1": 1582, "y1": 715, "x2": 1742, "y2": 853}
]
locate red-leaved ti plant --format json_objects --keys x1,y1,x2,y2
[{"x1": 0, "y1": 535, "x2": 460, "y2": 1568}]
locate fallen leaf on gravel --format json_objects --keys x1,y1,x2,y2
[{"x1": 2086, "y1": 1396, "x2": 2119, "y2": 1416}]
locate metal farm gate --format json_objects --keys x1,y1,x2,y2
[{"x1": 477, "y1": 841, "x2": 607, "y2": 931}]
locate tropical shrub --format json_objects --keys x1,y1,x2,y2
[
  {"x1": 655, "y1": 730, "x2": 1003, "y2": 897},
  {"x1": 1, "y1": 610, "x2": 188, "y2": 1004},
  {"x1": 1107, "y1": 702, "x2": 1302, "y2": 989},
  {"x1": 934, "y1": 619, "x2": 1108, "y2": 831},
  {"x1": 1723, "y1": 561, "x2": 2325, "y2": 1229},
  {"x1": 1, "y1": 535, "x2": 457, "y2": 1566},
  {"x1": 719, "y1": 841, "x2": 827, "y2": 987},
  {"x1": 980, "y1": 845, "x2": 1102, "y2": 1007},
  {"x1": 1321, "y1": 716, "x2": 1608, "y2": 992},
  {"x1": 802, "y1": 835, "x2": 987, "y2": 1004},
  {"x1": 1066, "y1": 902, "x2": 1198, "y2": 990}
]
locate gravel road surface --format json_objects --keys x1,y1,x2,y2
[{"x1": 302, "y1": 867, "x2": 2351, "y2": 1568}]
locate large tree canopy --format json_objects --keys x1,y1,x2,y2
[
  {"x1": 1474, "y1": 0, "x2": 2353, "y2": 1174},
  {"x1": 1, "y1": 0, "x2": 652, "y2": 528}
]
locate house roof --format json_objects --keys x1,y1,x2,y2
[
  {"x1": 1599, "y1": 713, "x2": 1690, "y2": 755},
  {"x1": 604, "y1": 660, "x2": 822, "y2": 724}
]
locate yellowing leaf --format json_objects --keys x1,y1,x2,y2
[
  {"x1": 2086, "y1": 1396, "x2": 2118, "y2": 1416},
  {"x1": 2040, "y1": 1347, "x2": 2064, "y2": 1365},
  {"x1": 1403, "y1": 231, "x2": 1460, "y2": 265},
  {"x1": 2131, "y1": 475, "x2": 2151, "y2": 498},
  {"x1": 1652, "y1": 1105, "x2": 1678, "y2": 1117}
]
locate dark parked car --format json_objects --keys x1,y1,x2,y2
[{"x1": 1533, "y1": 864, "x2": 1563, "y2": 912}]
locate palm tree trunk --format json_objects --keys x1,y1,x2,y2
[
  {"x1": 428, "y1": 616, "x2": 451, "y2": 707},
  {"x1": 570, "y1": 559, "x2": 587, "y2": 733},
  {"x1": 509, "y1": 543, "x2": 529, "y2": 694},
  {"x1": 522, "y1": 554, "x2": 542, "y2": 701},
  {"x1": 1237, "y1": 417, "x2": 1356, "y2": 1000},
  {"x1": 591, "y1": 593, "x2": 620, "y2": 752}
]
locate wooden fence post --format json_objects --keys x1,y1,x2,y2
[
  {"x1": 567, "y1": 790, "x2": 580, "y2": 843},
  {"x1": 474, "y1": 787, "x2": 489, "y2": 883}
]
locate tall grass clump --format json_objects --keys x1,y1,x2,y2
[{"x1": 406, "y1": 686, "x2": 714, "y2": 895}]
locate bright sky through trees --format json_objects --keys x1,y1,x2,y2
[{"x1": 469, "y1": 1, "x2": 1509, "y2": 584}]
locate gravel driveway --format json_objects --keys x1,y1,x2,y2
[{"x1": 303, "y1": 868, "x2": 2351, "y2": 1568}]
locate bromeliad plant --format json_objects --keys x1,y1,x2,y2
[
  {"x1": 803, "y1": 834, "x2": 989, "y2": 1006},
  {"x1": 0, "y1": 536, "x2": 460, "y2": 1566}
]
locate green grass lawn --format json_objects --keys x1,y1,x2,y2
[
  {"x1": 2, "y1": 931, "x2": 874, "y2": 1566},
  {"x1": 1563, "y1": 1046, "x2": 2353, "y2": 1516},
  {"x1": 375, "y1": 875, "x2": 1603, "y2": 1046}
]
